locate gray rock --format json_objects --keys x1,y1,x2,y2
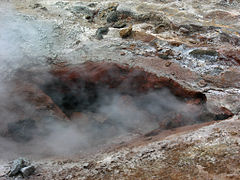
[
  {"x1": 32, "y1": 3, "x2": 42, "y2": 9},
  {"x1": 95, "y1": 27, "x2": 109, "y2": 40},
  {"x1": 154, "y1": 23, "x2": 170, "y2": 33},
  {"x1": 31, "y1": 3, "x2": 47, "y2": 11},
  {"x1": 107, "y1": 11, "x2": 119, "y2": 23},
  {"x1": 14, "y1": 175, "x2": 24, "y2": 180},
  {"x1": 113, "y1": 22, "x2": 126, "y2": 28},
  {"x1": 179, "y1": 27, "x2": 190, "y2": 34},
  {"x1": 189, "y1": 49, "x2": 218, "y2": 59},
  {"x1": 116, "y1": 4, "x2": 135, "y2": 17},
  {"x1": 220, "y1": 32, "x2": 240, "y2": 46},
  {"x1": 135, "y1": 13, "x2": 151, "y2": 22},
  {"x1": 20, "y1": 166, "x2": 35, "y2": 178},
  {"x1": 83, "y1": 162, "x2": 90, "y2": 169},
  {"x1": 88, "y1": 3, "x2": 98, "y2": 8},
  {"x1": 179, "y1": 24, "x2": 206, "y2": 34},
  {"x1": 8, "y1": 158, "x2": 29, "y2": 177},
  {"x1": 72, "y1": 4, "x2": 94, "y2": 17},
  {"x1": 55, "y1": 1, "x2": 69, "y2": 8}
]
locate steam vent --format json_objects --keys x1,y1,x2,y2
[{"x1": 1, "y1": 0, "x2": 240, "y2": 179}]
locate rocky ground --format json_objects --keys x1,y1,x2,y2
[
  {"x1": 36, "y1": 117, "x2": 240, "y2": 180},
  {"x1": 0, "y1": 0, "x2": 240, "y2": 179}
]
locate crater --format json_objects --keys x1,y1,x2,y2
[{"x1": 2, "y1": 61, "x2": 233, "y2": 154}]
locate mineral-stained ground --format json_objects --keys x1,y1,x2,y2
[{"x1": 0, "y1": 0, "x2": 240, "y2": 179}]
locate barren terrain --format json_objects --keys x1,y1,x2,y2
[{"x1": 0, "y1": 0, "x2": 240, "y2": 179}]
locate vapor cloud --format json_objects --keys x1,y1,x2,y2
[{"x1": 0, "y1": 2, "x2": 203, "y2": 159}]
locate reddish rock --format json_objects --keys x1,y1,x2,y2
[
  {"x1": 204, "y1": 67, "x2": 240, "y2": 88},
  {"x1": 218, "y1": 48, "x2": 240, "y2": 65},
  {"x1": 134, "y1": 57, "x2": 200, "y2": 85},
  {"x1": 10, "y1": 80, "x2": 69, "y2": 122},
  {"x1": 220, "y1": 107, "x2": 234, "y2": 117},
  {"x1": 205, "y1": 10, "x2": 240, "y2": 21},
  {"x1": 132, "y1": 31, "x2": 156, "y2": 43},
  {"x1": 50, "y1": 61, "x2": 206, "y2": 101}
]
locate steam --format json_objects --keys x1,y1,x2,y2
[
  {"x1": 0, "y1": 3, "x2": 203, "y2": 160},
  {"x1": 32, "y1": 88, "x2": 195, "y2": 157},
  {"x1": 0, "y1": 3, "x2": 53, "y2": 80},
  {"x1": 0, "y1": 4, "x2": 54, "y2": 159}
]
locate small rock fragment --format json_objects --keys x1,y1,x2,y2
[
  {"x1": 158, "y1": 49, "x2": 174, "y2": 60},
  {"x1": 113, "y1": 22, "x2": 126, "y2": 28},
  {"x1": 96, "y1": 27, "x2": 109, "y2": 40},
  {"x1": 176, "y1": 56, "x2": 182, "y2": 60},
  {"x1": 158, "y1": 54, "x2": 169, "y2": 59},
  {"x1": 120, "y1": 52, "x2": 126, "y2": 56},
  {"x1": 88, "y1": 3, "x2": 97, "y2": 8},
  {"x1": 198, "y1": 80, "x2": 207, "y2": 87},
  {"x1": 20, "y1": 166, "x2": 35, "y2": 178},
  {"x1": 165, "y1": 62, "x2": 172, "y2": 67},
  {"x1": 72, "y1": 5, "x2": 93, "y2": 17},
  {"x1": 179, "y1": 27, "x2": 190, "y2": 34},
  {"x1": 75, "y1": 40, "x2": 81, "y2": 45},
  {"x1": 116, "y1": 4, "x2": 134, "y2": 17},
  {"x1": 8, "y1": 158, "x2": 29, "y2": 177},
  {"x1": 229, "y1": 131, "x2": 238, "y2": 136},
  {"x1": 154, "y1": 23, "x2": 170, "y2": 33},
  {"x1": 14, "y1": 175, "x2": 24, "y2": 180},
  {"x1": 31, "y1": 3, "x2": 47, "y2": 11},
  {"x1": 83, "y1": 163, "x2": 90, "y2": 169},
  {"x1": 145, "y1": 137, "x2": 152, "y2": 141},
  {"x1": 180, "y1": 24, "x2": 206, "y2": 33},
  {"x1": 31, "y1": 3, "x2": 42, "y2": 9},
  {"x1": 119, "y1": 25, "x2": 132, "y2": 38},
  {"x1": 85, "y1": 15, "x2": 93, "y2": 22},
  {"x1": 189, "y1": 49, "x2": 218, "y2": 58}
]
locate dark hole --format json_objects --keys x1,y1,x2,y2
[{"x1": 214, "y1": 114, "x2": 233, "y2": 121}]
